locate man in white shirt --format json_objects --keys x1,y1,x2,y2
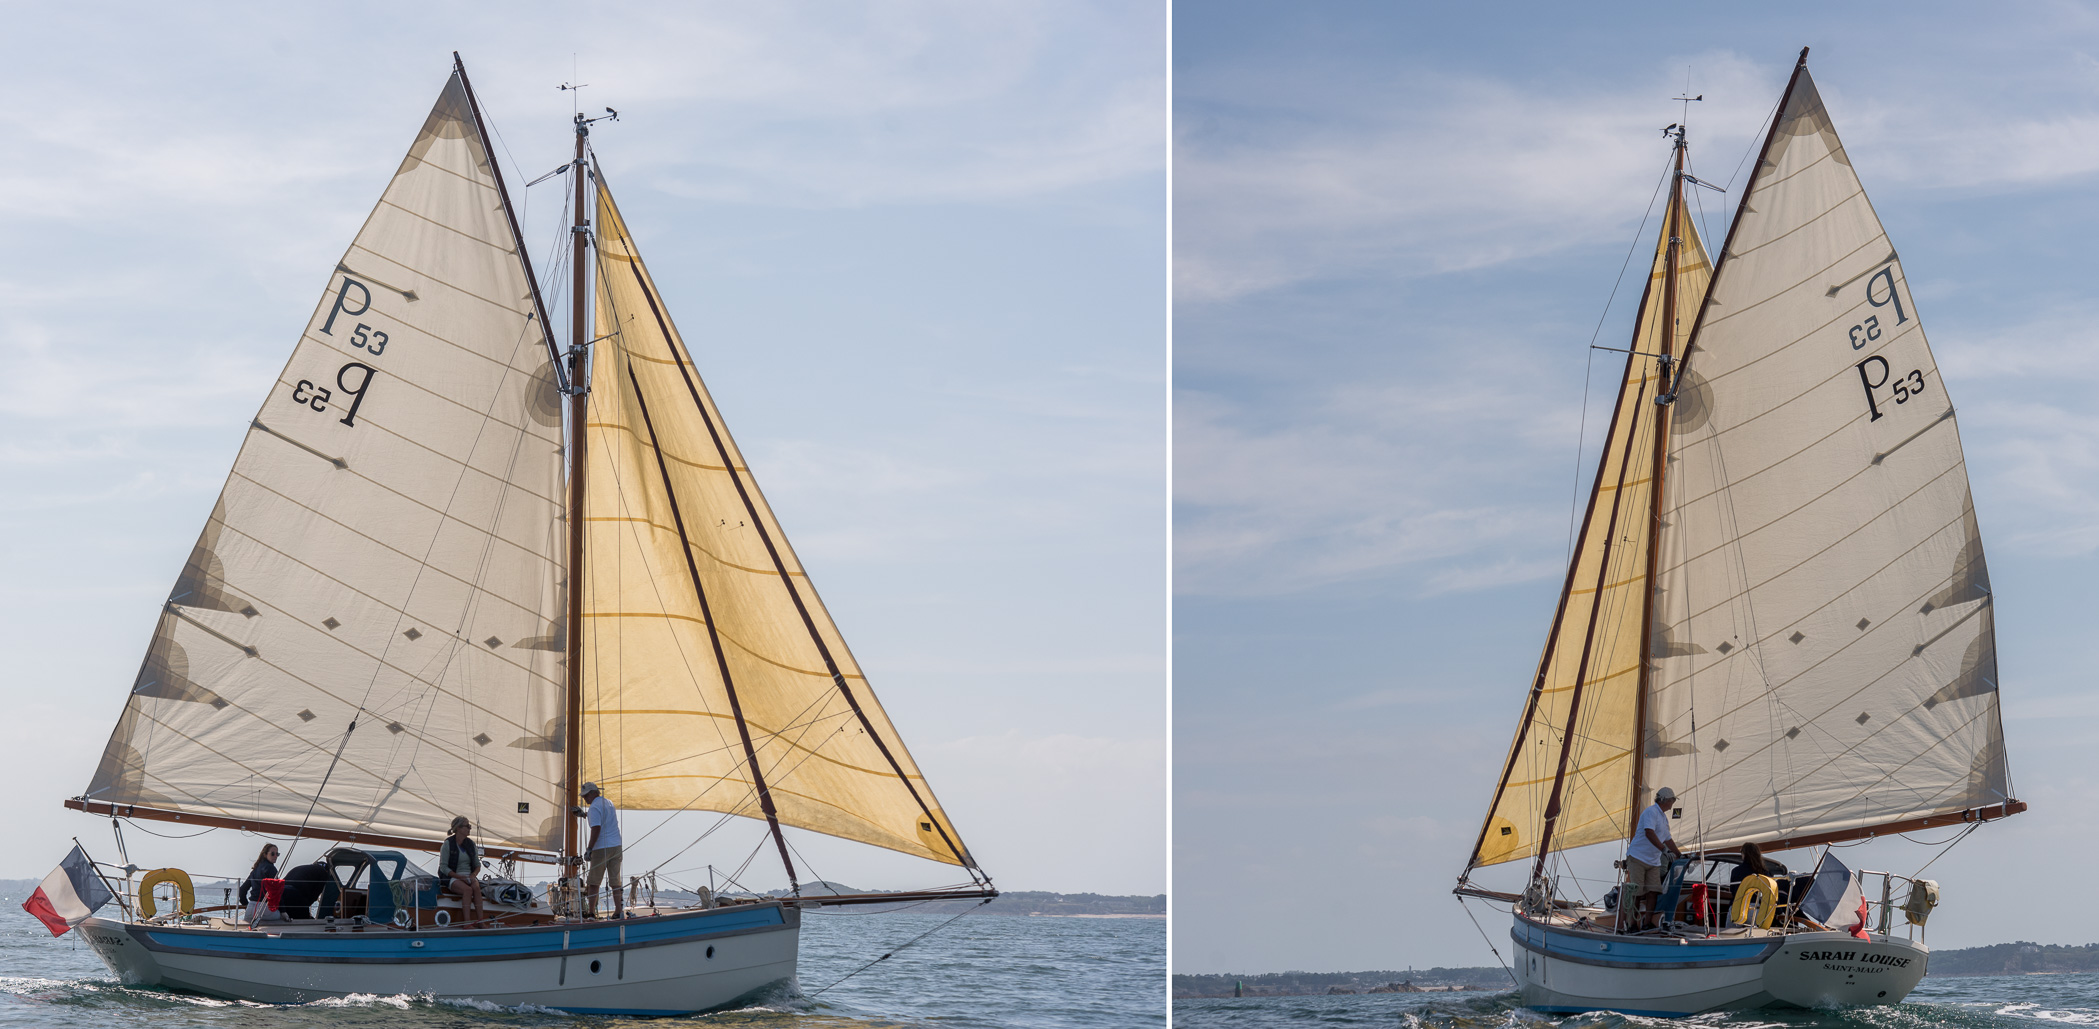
[
  {"x1": 1620, "y1": 785, "x2": 1684, "y2": 931},
  {"x1": 574, "y1": 782, "x2": 625, "y2": 919}
]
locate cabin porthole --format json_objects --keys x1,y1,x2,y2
[
  {"x1": 706, "y1": 945, "x2": 715, "y2": 959},
  {"x1": 1879, "y1": 991, "x2": 1887, "y2": 998},
  {"x1": 590, "y1": 960, "x2": 602, "y2": 973}
]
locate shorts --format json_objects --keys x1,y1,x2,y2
[
  {"x1": 585, "y1": 846, "x2": 623, "y2": 894},
  {"x1": 1625, "y1": 856, "x2": 1665, "y2": 899}
]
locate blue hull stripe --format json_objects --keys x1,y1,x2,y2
[
  {"x1": 133, "y1": 905, "x2": 786, "y2": 964},
  {"x1": 1513, "y1": 918, "x2": 1780, "y2": 970}
]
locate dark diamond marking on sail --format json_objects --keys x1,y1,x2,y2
[
  {"x1": 518, "y1": 802, "x2": 531, "y2": 814},
  {"x1": 484, "y1": 636, "x2": 503, "y2": 649},
  {"x1": 386, "y1": 722, "x2": 404, "y2": 734},
  {"x1": 1716, "y1": 641, "x2": 1734, "y2": 654},
  {"x1": 1856, "y1": 712, "x2": 1872, "y2": 725},
  {"x1": 473, "y1": 733, "x2": 492, "y2": 747},
  {"x1": 403, "y1": 628, "x2": 423, "y2": 641},
  {"x1": 1713, "y1": 739, "x2": 1730, "y2": 752},
  {"x1": 297, "y1": 709, "x2": 316, "y2": 722},
  {"x1": 1789, "y1": 631, "x2": 1806, "y2": 644},
  {"x1": 322, "y1": 617, "x2": 341, "y2": 630},
  {"x1": 1786, "y1": 726, "x2": 1801, "y2": 739},
  {"x1": 1499, "y1": 826, "x2": 1512, "y2": 836},
  {"x1": 1857, "y1": 617, "x2": 1871, "y2": 631}
]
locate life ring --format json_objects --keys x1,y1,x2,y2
[
  {"x1": 1730, "y1": 873, "x2": 1779, "y2": 929},
  {"x1": 138, "y1": 868, "x2": 195, "y2": 919},
  {"x1": 393, "y1": 908, "x2": 412, "y2": 928}
]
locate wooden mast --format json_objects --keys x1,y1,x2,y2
[
  {"x1": 1629, "y1": 125, "x2": 1686, "y2": 833},
  {"x1": 562, "y1": 112, "x2": 590, "y2": 869}
]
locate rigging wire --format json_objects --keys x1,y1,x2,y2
[
  {"x1": 1908, "y1": 822, "x2": 1981, "y2": 879},
  {"x1": 1566, "y1": 150, "x2": 1675, "y2": 565},
  {"x1": 807, "y1": 899, "x2": 994, "y2": 998},
  {"x1": 1455, "y1": 897, "x2": 1520, "y2": 987}
]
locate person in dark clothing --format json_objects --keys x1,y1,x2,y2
[
  {"x1": 437, "y1": 815, "x2": 486, "y2": 927},
  {"x1": 277, "y1": 861, "x2": 331, "y2": 919},
  {"x1": 1731, "y1": 842, "x2": 1789, "y2": 883},
  {"x1": 238, "y1": 844, "x2": 280, "y2": 925}
]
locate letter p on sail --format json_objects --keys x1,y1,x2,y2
[{"x1": 20, "y1": 844, "x2": 113, "y2": 936}]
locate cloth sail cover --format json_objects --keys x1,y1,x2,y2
[
  {"x1": 1470, "y1": 190, "x2": 1711, "y2": 867},
  {"x1": 21, "y1": 845, "x2": 114, "y2": 936},
  {"x1": 1644, "y1": 67, "x2": 2009, "y2": 850},
  {"x1": 1474, "y1": 64, "x2": 2010, "y2": 871},
  {"x1": 579, "y1": 177, "x2": 974, "y2": 867},
  {"x1": 80, "y1": 73, "x2": 570, "y2": 854}
]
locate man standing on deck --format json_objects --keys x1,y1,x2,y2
[
  {"x1": 573, "y1": 782, "x2": 625, "y2": 919},
  {"x1": 1621, "y1": 786, "x2": 1683, "y2": 931}
]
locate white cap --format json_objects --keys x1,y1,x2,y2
[
  {"x1": 579, "y1": 782, "x2": 601, "y2": 797},
  {"x1": 1656, "y1": 786, "x2": 1677, "y2": 801}
]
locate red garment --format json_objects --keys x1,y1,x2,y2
[{"x1": 261, "y1": 878, "x2": 285, "y2": 912}]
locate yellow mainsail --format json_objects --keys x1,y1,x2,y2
[
  {"x1": 578, "y1": 176, "x2": 975, "y2": 867},
  {"x1": 1468, "y1": 190, "x2": 1710, "y2": 869}
]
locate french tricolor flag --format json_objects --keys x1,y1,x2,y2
[{"x1": 21, "y1": 845, "x2": 113, "y2": 937}]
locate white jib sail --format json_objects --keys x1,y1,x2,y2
[
  {"x1": 82, "y1": 72, "x2": 571, "y2": 855},
  {"x1": 1644, "y1": 67, "x2": 2009, "y2": 849}
]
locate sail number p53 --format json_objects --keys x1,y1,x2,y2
[{"x1": 290, "y1": 274, "x2": 385, "y2": 426}]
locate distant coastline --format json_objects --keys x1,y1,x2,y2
[{"x1": 1174, "y1": 943, "x2": 2099, "y2": 997}]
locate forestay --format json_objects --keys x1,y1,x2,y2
[
  {"x1": 82, "y1": 73, "x2": 570, "y2": 854},
  {"x1": 1644, "y1": 68, "x2": 2009, "y2": 848},
  {"x1": 578, "y1": 176, "x2": 976, "y2": 868}
]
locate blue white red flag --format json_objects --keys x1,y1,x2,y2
[
  {"x1": 21, "y1": 844, "x2": 114, "y2": 937},
  {"x1": 1799, "y1": 850, "x2": 1867, "y2": 934}
]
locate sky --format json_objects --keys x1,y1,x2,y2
[
  {"x1": 1176, "y1": 1, "x2": 2099, "y2": 974},
  {"x1": 0, "y1": 2, "x2": 1165, "y2": 897}
]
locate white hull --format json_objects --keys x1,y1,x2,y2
[
  {"x1": 77, "y1": 902, "x2": 799, "y2": 1015},
  {"x1": 1513, "y1": 913, "x2": 1927, "y2": 1016}
]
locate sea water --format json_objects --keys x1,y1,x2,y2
[
  {"x1": 0, "y1": 904, "x2": 1164, "y2": 1028},
  {"x1": 1174, "y1": 973, "x2": 2099, "y2": 1028}
]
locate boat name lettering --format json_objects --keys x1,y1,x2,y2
[
  {"x1": 1796, "y1": 949, "x2": 1910, "y2": 968},
  {"x1": 290, "y1": 362, "x2": 377, "y2": 427},
  {"x1": 1855, "y1": 355, "x2": 1926, "y2": 422}
]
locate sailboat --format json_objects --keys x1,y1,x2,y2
[
  {"x1": 49, "y1": 56, "x2": 995, "y2": 1015},
  {"x1": 1453, "y1": 49, "x2": 2019, "y2": 1016}
]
